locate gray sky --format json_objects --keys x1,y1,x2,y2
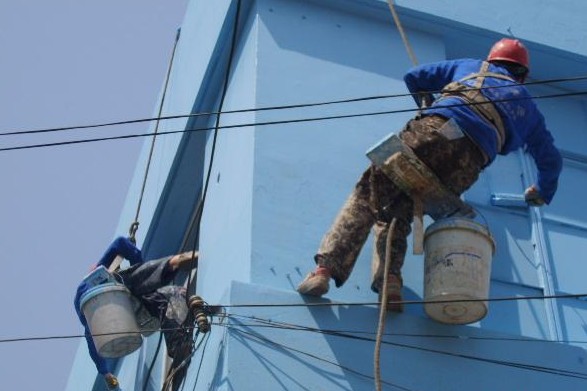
[{"x1": 0, "y1": 1, "x2": 189, "y2": 390}]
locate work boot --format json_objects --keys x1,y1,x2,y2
[
  {"x1": 297, "y1": 266, "x2": 331, "y2": 296},
  {"x1": 379, "y1": 274, "x2": 403, "y2": 313},
  {"x1": 170, "y1": 251, "x2": 199, "y2": 271},
  {"x1": 104, "y1": 374, "x2": 120, "y2": 391}
]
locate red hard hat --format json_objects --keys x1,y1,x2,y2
[{"x1": 487, "y1": 38, "x2": 530, "y2": 71}]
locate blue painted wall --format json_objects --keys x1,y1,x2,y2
[{"x1": 68, "y1": 1, "x2": 587, "y2": 390}]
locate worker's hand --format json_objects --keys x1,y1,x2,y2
[
  {"x1": 104, "y1": 373, "x2": 121, "y2": 390},
  {"x1": 524, "y1": 185, "x2": 546, "y2": 207}
]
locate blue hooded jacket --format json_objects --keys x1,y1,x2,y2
[
  {"x1": 404, "y1": 58, "x2": 562, "y2": 203},
  {"x1": 74, "y1": 237, "x2": 143, "y2": 374}
]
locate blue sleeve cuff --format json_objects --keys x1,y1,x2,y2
[{"x1": 97, "y1": 237, "x2": 143, "y2": 268}]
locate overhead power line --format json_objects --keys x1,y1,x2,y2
[
  {"x1": 225, "y1": 317, "x2": 587, "y2": 382},
  {"x1": 215, "y1": 291, "x2": 587, "y2": 309},
  {"x1": 2, "y1": 88, "x2": 587, "y2": 152},
  {"x1": 1, "y1": 74, "x2": 587, "y2": 138},
  {"x1": 3, "y1": 290, "x2": 587, "y2": 345},
  {"x1": 4, "y1": 312, "x2": 587, "y2": 382}
]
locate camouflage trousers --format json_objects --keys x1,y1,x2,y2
[
  {"x1": 316, "y1": 115, "x2": 486, "y2": 293},
  {"x1": 119, "y1": 258, "x2": 194, "y2": 364}
]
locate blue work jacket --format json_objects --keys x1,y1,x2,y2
[
  {"x1": 74, "y1": 237, "x2": 143, "y2": 374},
  {"x1": 404, "y1": 58, "x2": 562, "y2": 204}
]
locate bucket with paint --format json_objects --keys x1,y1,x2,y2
[
  {"x1": 423, "y1": 217, "x2": 495, "y2": 324},
  {"x1": 81, "y1": 282, "x2": 143, "y2": 358}
]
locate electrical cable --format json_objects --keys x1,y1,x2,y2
[
  {"x1": 224, "y1": 312, "x2": 586, "y2": 347},
  {"x1": 3, "y1": 291, "x2": 587, "y2": 345},
  {"x1": 2, "y1": 74, "x2": 586, "y2": 138},
  {"x1": 142, "y1": 330, "x2": 165, "y2": 391},
  {"x1": 190, "y1": 323, "x2": 213, "y2": 391},
  {"x1": 2, "y1": 87, "x2": 587, "y2": 152},
  {"x1": 223, "y1": 313, "x2": 587, "y2": 344},
  {"x1": 221, "y1": 315, "x2": 587, "y2": 380},
  {"x1": 7, "y1": 310, "x2": 587, "y2": 345},
  {"x1": 184, "y1": 0, "x2": 242, "y2": 302},
  {"x1": 162, "y1": 329, "x2": 202, "y2": 391},
  {"x1": 226, "y1": 324, "x2": 416, "y2": 391},
  {"x1": 212, "y1": 291, "x2": 587, "y2": 308},
  {"x1": 5, "y1": 308, "x2": 587, "y2": 387}
]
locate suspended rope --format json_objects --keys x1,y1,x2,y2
[
  {"x1": 374, "y1": 3, "x2": 418, "y2": 388},
  {"x1": 374, "y1": 218, "x2": 397, "y2": 391},
  {"x1": 386, "y1": 0, "x2": 418, "y2": 66},
  {"x1": 129, "y1": 28, "x2": 182, "y2": 242}
]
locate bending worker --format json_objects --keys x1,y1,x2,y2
[
  {"x1": 297, "y1": 38, "x2": 563, "y2": 312},
  {"x1": 74, "y1": 236, "x2": 198, "y2": 390}
]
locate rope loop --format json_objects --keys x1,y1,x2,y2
[{"x1": 128, "y1": 221, "x2": 139, "y2": 244}]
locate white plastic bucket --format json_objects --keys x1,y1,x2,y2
[
  {"x1": 81, "y1": 283, "x2": 143, "y2": 358},
  {"x1": 423, "y1": 217, "x2": 495, "y2": 324}
]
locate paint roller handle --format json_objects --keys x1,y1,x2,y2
[{"x1": 107, "y1": 255, "x2": 124, "y2": 273}]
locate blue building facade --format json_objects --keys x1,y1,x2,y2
[{"x1": 68, "y1": 1, "x2": 587, "y2": 390}]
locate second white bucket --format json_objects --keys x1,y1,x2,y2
[
  {"x1": 423, "y1": 217, "x2": 495, "y2": 325},
  {"x1": 81, "y1": 283, "x2": 143, "y2": 358}
]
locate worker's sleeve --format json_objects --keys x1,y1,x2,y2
[
  {"x1": 525, "y1": 115, "x2": 563, "y2": 204},
  {"x1": 403, "y1": 60, "x2": 459, "y2": 106},
  {"x1": 74, "y1": 292, "x2": 114, "y2": 375},
  {"x1": 97, "y1": 236, "x2": 143, "y2": 268}
]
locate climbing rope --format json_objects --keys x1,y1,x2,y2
[
  {"x1": 129, "y1": 28, "x2": 182, "y2": 243},
  {"x1": 373, "y1": 5, "x2": 416, "y2": 389},
  {"x1": 374, "y1": 217, "x2": 397, "y2": 391},
  {"x1": 386, "y1": 0, "x2": 418, "y2": 66}
]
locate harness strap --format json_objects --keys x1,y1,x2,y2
[{"x1": 441, "y1": 61, "x2": 514, "y2": 152}]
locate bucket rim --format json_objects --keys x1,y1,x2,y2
[
  {"x1": 424, "y1": 217, "x2": 495, "y2": 252},
  {"x1": 80, "y1": 282, "x2": 131, "y2": 308}
]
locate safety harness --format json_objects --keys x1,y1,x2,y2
[{"x1": 441, "y1": 61, "x2": 515, "y2": 153}]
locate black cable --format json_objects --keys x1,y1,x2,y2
[
  {"x1": 2, "y1": 74, "x2": 587, "y2": 138},
  {"x1": 191, "y1": 324, "x2": 213, "y2": 391},
  {"x1": 226, "y1": 324, "x2": 416, "y2": 391},
  {"x1": 213, "y1": 291, "x2": 587, "y2": 309},
  {"x1": 142, "y1": 331, "x2": 165, "y2": 391},
  {"x1": 222, "y1": 313, "x2": 587, "y2": 344},
  {"x1": 3, "y1": 289, "x2": 587, "y2": 344},
  {"x1": 223, "y1": 315, "x2": 587, "y2": 380},
  {"x1": 2, "y1": 87, "x2": 587, "y2": 152},
  {"x1": 162, "y1": 329, "x2": 202, "y2": 391},
  {"x1": 184, "y1": 0, "x2": 242, "y2": 301}
]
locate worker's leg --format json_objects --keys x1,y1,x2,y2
[
  {"x1": 297, "y1": 167, "x2": 377, "y2": 295},
  {"x1": 118, "y1": 252, "x2": 197, "y2": 297},
  {"x1": 370, "y1": 190, "x2": 412, "y2": 312},
  {"x1": 118, "y1": 256, "x2": 173, "y2": 296},
  {"x1": 314, "y1": 167, "x2": 379, "y2": 288},
  {"x1": 370, "y1": 217, "x2": 412, "y2": 289},
  {"x1": 298, "y1": 165, "x2": 406, "y2": 296}
]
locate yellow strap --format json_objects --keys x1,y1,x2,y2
[{"x1": 441, "y1": 62, "x2": 513, "y2": 152}]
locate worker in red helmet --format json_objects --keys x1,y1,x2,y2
[{"x1": 297, "y1": 38, "x2": 562, "y2": 311}]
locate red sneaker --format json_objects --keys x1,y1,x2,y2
[{"x1": 297, "y1": 267, "x2": 330, "y2": 296}]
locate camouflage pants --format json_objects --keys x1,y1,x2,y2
[
  {"x1": 316, "y1": 115, "x2": 486, "y2": 293},
  {"x1": 119, "y1": 258, "x2": 194, "y2": 363}
]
